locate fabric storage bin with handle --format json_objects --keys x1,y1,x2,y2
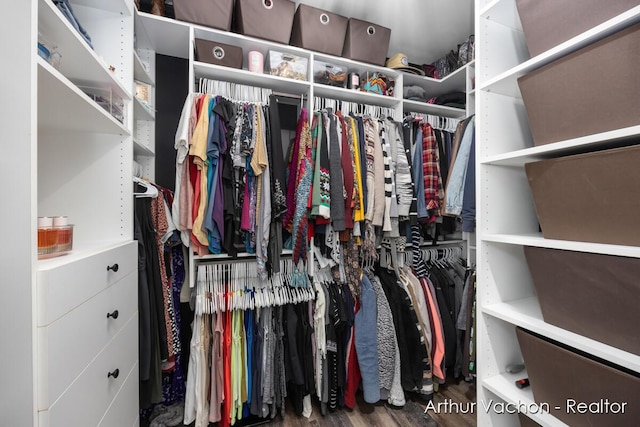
[
  {"x1": 194, "y1": 39, "x2": 243, "y2": 69},
  {"x1": 516, "y1": 0, "x2": 640, "y2": 57},
  {"x1": 234, "y1": 0, "x2": 296, "y2": 44},
  {"x1": 341, "y1": 18, "x2": 391, "y2": 66},
  {"x1": 518, "y1": 22, "x2": 640, "y2": 146},
  {"x1": 516, "y1": 327, "x2": 640, "y2": 427},
  {"x1": 173, "y1": 0, "x2": 234, "y2": 31},
  {"x1": 525, "y1": 144, "x2": 640, "y2": 247},
  {"x1": 290, "y1": 4, "x2": 348, "y2": 57},
  {"x1": 524, "y1": 246, "x2": 640, "y2": 356}
]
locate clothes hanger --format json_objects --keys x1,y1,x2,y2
[{"x1": 133, "y1": 176, "x2": 158, "y2": 198}]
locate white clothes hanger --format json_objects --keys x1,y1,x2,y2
[{"x1": 133, "y1": 176, "x2": 158, "y2": 198}]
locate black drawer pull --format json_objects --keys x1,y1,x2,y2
[
  {"x1": 107, "y1": 263, "x2": 119, "y2": 272},
  {"x1": 106, "y1": 310, "x2": 119, "y2": 319},
  {"x1": 107, "y1": 369, "x2": 120, "y2": 379}
]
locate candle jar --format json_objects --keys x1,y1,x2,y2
[{"x1": 37, "y1": 217, "x2": 57, "y2": 258}]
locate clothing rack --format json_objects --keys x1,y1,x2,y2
[
  {"x1": 194, "y1": 257, "x2": 315, "y2": 315},
  {"x1": 312, "y1": 96, "x2": 394, "y2": 119},
  {"x1": 405, "y1": 111, "x2": 461, "y2": 133},
  {"x1": 198, "y1": 77, "x2": 272, "y2": 104}
]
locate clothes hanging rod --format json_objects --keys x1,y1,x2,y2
[{"x1": 193, "y1": 249, "x2": 293, "y2": 263}]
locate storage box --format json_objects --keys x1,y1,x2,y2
[
  {"x1": 267, "y1": 51, "x2": 307, "y2": 81},
  {"x1": 516, "y1": 0, "x2": 640, "y2": 58},
  {"x1": 516, "y1": 327, "x2": 640, "y2": 426},
  {"x1": 234, "y1": 0, "x2": 295, "y2": 44},
  {"x1": 290, "y1": 4, "x2": 348, "y2": 56},
  {"x1": 525, "y1": 144, "x2": 640, "y2": 246},
  {"x1": 342, "y1": 18, "x2": 391, "y2": 66},
  {"x1": 80, "y1": 86, "x2": 125, "y2": 124},
  {"x1": 518, "y1": 414, "x2": 540, "y2": 427},
  {"x1": 518, "y1": 22, "x2": 640, "y2": 146},
  {"x1": 194, "y1": 39, "x2": 243, "y2": 69},
  {"x1": 313, "y1": 61, "x2": 346, "y2": 87},
  {"x1": 173, "y1": 0, "x2": 234, "y2": 31},
  {"x1": 524, "y1": 246, "x2": 640, "y2": 356}
]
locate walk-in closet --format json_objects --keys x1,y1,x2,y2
[{"x1": 3, "y1": 1, "x2": 639, "y2": 426}]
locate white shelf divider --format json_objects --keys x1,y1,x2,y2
[
  {"x1": 133, "y1": 97, "x2": 155, "y2": 121},
  {"x1": 313, "y1": 84, "x2": 400, "y2": 108},
  {"x1": 133, "y1": 50, "x2": 154, "y2": 85},
  {"x1": 479, "y1": 6, "x2": 640, "y2": 98},
  {"x1": 483, "y1": 297, "x2": 640, "y2": 373},
  {"x1": 481, "y1": 232, "x2": 640, "y2": 259},
  {"x1": 481, "y1": 125, "x2": 640, "y2": 166},
  {"x1": 39, "y1": 0, "x2": 132, "y2": 100},
  {"x1": 483, "y1": 372, "x2": 569, "y2": 427},
  {"x1": 194, "y1": 61, "x2": 311, "y2": 95},
  {"x1": 133, "y1": 138, "x2": 154, "y2": 157},
  {"x1": 38, "y1": 58, "x2": 130, "y2": 135},
  {"x1": 402, "y1": 99, "x2": 467, "y2": 118}
]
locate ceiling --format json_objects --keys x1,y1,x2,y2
[{"x1": 294, "y1": 0, "x2": 475, "y2": 65}]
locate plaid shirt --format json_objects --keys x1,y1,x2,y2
[{"x1": 421, "y1": 123, "x2": 444, "y2": 217}]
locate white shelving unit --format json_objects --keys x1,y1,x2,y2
[
  {"x1": 135, "y1": 8, "x2": 475, "y2": 288},
  {"x1": 3, "y1": 0, "x2": 138, "y2": 425},
  {"x1": 476, "y1": 1, "x2": 640, "y2": 426},
  {"x1": 133, "y1": 10, "x2": 157, "y2": 181}
]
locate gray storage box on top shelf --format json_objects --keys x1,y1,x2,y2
[
  {"x1": 516, "y1": 327, "x2": 640, "y2": 427},
  {"x1": 524, "y1": 246, "x2": 640, "y2": 356},
  {"x1": 525, "y1": 144, "x2": 640, "y2": 247},
  {"x1": 518, "y1": 22, "x2": 640, "y2": 146},
  {"x1": 516, "y1": 0, "x2": 640, "y2": 57},
  {"x1": 290, "y1": 4, "x2": 348, "y2": 57},
  {"x1": 234, "y1": 0, "x2": 296, "y2": 44},
  {"x1": 173, "y1": 0, "x2": 234, "y2": 31},
  {"x1": 341, "y1": 18, "x2": 391, "y2": 66},
  {"x1": 194, "y1": 39, "x2": 243, "y2": 69}
]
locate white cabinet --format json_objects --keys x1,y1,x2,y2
[
  {"x1": 133, "y1": 14, "x2": 156, "y2": 179},
  {"x1": 2, "y1": 0, "x2": 138, "y2": 425},
  {"x1": 476, "y1": 1, "x2": 640, "y2": 426}
]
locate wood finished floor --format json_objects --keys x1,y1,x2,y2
[{"x1": 179, "y1": 378, "x2": 476, "y2": 427}]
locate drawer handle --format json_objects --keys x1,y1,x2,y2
[
  {"x1": 107, "y1": 369, "x2": 120, "y2": 379},
  {"x1": 107, "y1": 310, "x2": 119, "y2": 320},
  {"x1": 107, "y1": 263, "x2": 119, "y2": 272}
]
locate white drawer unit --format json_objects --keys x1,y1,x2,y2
[
  {"x1": 37, "y1": 241, "x2": 137, "y2": 327},
  {"x1": 38, "y1": 315, "x2": 138, "y2": 427},
  {"x1": 37, "y1": 270, "x2": 137, "y2": 409},
  {"x1": 98, "y1": 362, "x2": 140, "y2": 427}
]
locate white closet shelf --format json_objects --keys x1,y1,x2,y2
[
  {"x1": 403, "y1": 61, "x2": 473, "y2": 98},
  {"x1": 479, "y1": 0, "x2": 523, "y2": 31},
  {"x1": 38, "y1": 58, "x2": 130, "y2": 135},
  {"x1": 134, "y1": 97, "x2": 155, "y2": 121},
  {"x1": 483, "y1": 372, "x2": 569, "y2": 427},
  {"x1": 37, "y1": 239, "x2": 132, "y2": 272},
  {"x1": 133, "y1": 50, "x2": 154, "y2": 85},
  {"x1": 402, "y1": 99, "x2": 466, "y2": 118},
  {"x1": 314, "y1": 84, "x2": 400, "y2": 108},
  {"x1": 483, "y1": 297, "x2": 640, "y2": 373},
  {"x1": 135, "y1": 10, "x2": 190, "y2": 59},
  {"x1": 134, "y1": 138, "x2": 154, "y2": 156},
  {"x1": 71, "y1": 0, "x2": 132, "y2": 17},
  {"x1": 194, "y1": 249, "x2": 292, "y2": 262},
  {"x1": 478, "y1": 6, "x2": 640, "y2": 98},
  {"x1": 193, "y1": 61, "x2": 311, "y2": 95},
  {"x1": 481, "y1": 125, "x2": 640, "y2": 166},
  {"x1": 313, "y1": 52, "x2": 400, "y2": 78},
  {"x1": 39, "y1": 0, "x2": 132, "y2": 101},
  {"x1": 480, "y1": 232, "x2": 640, "y2": 259},
  {"x1": 192, "y1": 26, "x2": 310, "y2": 61}
]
